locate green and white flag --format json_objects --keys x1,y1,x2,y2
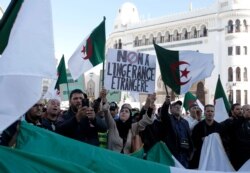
[
  {"x1": 154, "y1": 43, "x2": 214, "y2": 95},
  {"x1": 68, "y1": 18, "x2": 106, "y2": 80},
  {"x1": 1, "y1": 122, "x2": 246, "y2": 173},
  {"x1": 214, "y1": 76, "x2": 230, "y2": 122},
  {"x1": 0, "y1": 0, "x2": 56, "y2": 132},
  {"x1": 183, "y1": 92, "x2": 204, "y2": 113}
]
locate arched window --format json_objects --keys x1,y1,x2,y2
[
  {"x1": 182, "y1": 28, "x2": 188, "y2": 40},
  {"x1": 87, "y1": 79, "x2": 95, "y2": 98},
  {"x1": 134, "y1": 36, "x2": 139, "y2": 47},
  {"x1": 142, "y1": 35, "x2": 146, "y2": 46},
  {"x1": 114, "y1": 41, "x2": 118, "y2": 49},
  {"x1": 228, "y1": 67, "x2": 233, "y2": 81},
  {"x1": 243, "y1": 19, "x2": 248, "y2": 32},
  {"x1": 156, "y1": 32, "x2": 162, "y2": 43},
  {"x1": 173, "y1": 30, "x2": 178, "y2": 41},
  {"x1": 164, "y1": 31, "x2": 170, "y2": 42},
  {"x1": 236, "y1": 90, "x2": 241, "y2": 104},
  {"x1": 149, "y1": 34, "x2": 154, "y2": 44},
  {"x1": 196, "y1": 82, "x2": 205, "y2": 105},
  {"x1": 228, "y1": 20, "x2": 233, "y2": 33},
  {"x1": 118, "y1": 39, "x2": 122, "y2": 49},
  {"x1": 191, "y1": 27, "x2": 197, "y2": 38},
  {"x1": 200, "y1": 25, "x2": 207, "y2": 37},
  {"x1": 236, "y1": 67, "x2": 241, "y2": 81},
  {"x1": 244, "y1": 67, "x2": 248, "y2": 81},
  {"x1": 235, "y1": 19, "x2": 241, "y2": 32}
]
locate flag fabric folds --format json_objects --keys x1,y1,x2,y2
[
  {"x1": 0, "y1": 0, "x2": 23, "y2": 54},
  {"x1": 68, "y1": 18, "x2": 106, "y2": 80},
  {"x1": 15, "y1": 122, "x2": 171, "y2": 173},
  {"x1": 55, "y1": 55, "x2": 67, "y2": 91},
  {"x1": 183, "y1": 92, "x2": 204, "y2": 113},
  {"x1": 199, "y1": 133, "x2": 235, "y2": 171},
  {"x1": 0, "y1": 0, "x2": 57, "y2": 132},
  {"x1": 2, "y1": 122, "x2": 247, "y2": 173},
  {"x1": 214, "y1": 76, "x2": 230, "y2": 123},
  {"x1": 153, "y1": 43, "x2": 214, "y2": 95}
]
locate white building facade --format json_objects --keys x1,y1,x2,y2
[{"x1": 106, "y1": 0, "x2": 250, "y2": 106}]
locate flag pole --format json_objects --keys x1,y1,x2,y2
[
  {"x1": 102, "y1": 16, "x2": 106, "y2": 88},
  {"x1": 164, "y1": 85, "x2": 169, "y2": 96}
]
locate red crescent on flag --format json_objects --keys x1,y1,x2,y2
[
  {"x1": 82, "y1": 38, "x2": 93, "y2": 60},
  {"x1": 170, "y1": 61, "x2": 191, "y2": 85}
]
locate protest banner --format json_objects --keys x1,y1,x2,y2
[{"x1": 105, "y1": 49, "x2": 156, "y2": 93}]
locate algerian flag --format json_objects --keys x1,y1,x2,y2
[
  {"x1": 214, "y1": 76, "x2": 230, "y2": 122},
  {"x1": 68, "y1": 17, "x2": 106, "y2": 80},
  {"x1": 0, "y1": 0, "x2": 56, "y2": 132},
  {"x1": 183, "y1": 92, "x2": 204, "y2": 113},
  {"x1": 44, "y1": 55, "x2": 68, "y2": 100},
  {"x1": 10, "y1": 122, "x2": 247, "y2": 173},
  {"x1": 146, "y1": 141, "x2": 184, "y2": 168},
  {"x1": 199, "y1": 133, "x2": 235, "y2": 171},
  {"x1": 153, "y1": 43, "x2": 214, "y2": 95},
  {"x1": 55, "y1": 55, "x2": 68, "y2": 91}
]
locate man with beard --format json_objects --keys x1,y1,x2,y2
[
  {"x1": 56, "y1": 89, "x2": 107, "y2": 146},
  {"x1": 0, "y1": 99, "x2": 44, "y2": 146}
]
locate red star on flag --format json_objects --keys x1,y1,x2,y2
[{"x1": 181, "y1": 68, "x2": 190, "y2": 78}]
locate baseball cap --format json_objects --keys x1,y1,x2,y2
[
  {"x1": 172, "y1": 100, "x2": 182, "y2": 106},
  {"x1": 189, "y1": 102, "x2": 199, "y2": 109}
]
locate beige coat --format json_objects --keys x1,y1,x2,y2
[{"x1": 104, "y1": 110, "x2": 154, "y2": 154}]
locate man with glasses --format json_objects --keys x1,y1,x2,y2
[{"x1": 0, "y1": 99, "x2": 45, "y2": 146}]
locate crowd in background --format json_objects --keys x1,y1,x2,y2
[{"x1": 0, "y1": 88, "x2": 249, "y2": 171}]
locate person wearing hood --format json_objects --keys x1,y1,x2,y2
[{"x1": 100, "y1": 89, "x2": 154, "y2": 154}]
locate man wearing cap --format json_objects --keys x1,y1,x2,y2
[
  {"x1": 109, "y1": 102, "x2": 119, "y2": 120},
  {"x1": 184, "y1": 103, "x2": 202, "y2": 131},
  {"x1": 161, "y1": 96, "x2": 193, "y2": 168}
]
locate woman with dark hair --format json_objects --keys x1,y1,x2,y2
[{"x1": 100, "y1": 90, "x2": 154, "y2": 154}]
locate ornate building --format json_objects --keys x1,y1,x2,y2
[{"x1": 106, "y1": 0, "x2": 250, "y2": 105}]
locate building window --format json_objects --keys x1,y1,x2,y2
[
  {"x1": 165, "y1": 31, "x2": 170, "y2": 42},
  {"x1": 134, "y1": 36, "x2": 139, "y2": 47},
  {"x1": 243, "y1": 19, "x2": 248, "y2": 32},
  {"x1": 235, "y1": 19, "x2": 241, "y2": 32},
  {"x1": 228, "y1": 67, "x2": 233, "y2": 81},
  {"x1": 191, "y1": 27, "x2": 197, "y2": 38},
  {"x1": 229, "y1": 89, "x2": 233, "y2": 104},
  {"x1": 200, "y1": 25, "x2": 207, "y2": 37},
  {"x1": 149, "y1": 34, "x2": 154, "y2": 44},
  {"x1": 236, "y1": 90, "x2": 241, "y2": 104},
  {"x1": 244, "y1": 67, "x2": 248, "y2": 81},
  {"x1": 236, "y1": 67, "x2": 241, "y2": 81},
  {"x1": 118, "y1": 39, "x2": 122, "y2": 49},
  {"x1": 182, "y1": 28, "x2": 188, "y2": 40},
  {"x1": 228, "y1": 20, "x2": 233, "y2": 33},
  {"x1": 243, "y1": 46, "x2": 247, "y2": 55},
  {"x1": 244, "y1": 90, "x2": 248, "y2": 104},
  {"x1": 228, "y1": 47, "x2": 233, "y2": 55},
  {"x1": 236, "y1": 46, "x2": 240, "y2": 55},
  {"x1": 114, "y1": 41, "x2": 117, "y2": 49},
  {"x1": 156, "y1": 32, "x2": 161, "y2": 43}
]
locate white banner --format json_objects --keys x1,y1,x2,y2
[{"x1": 105, "y1": 49, "x2": 156, "y2": 93}]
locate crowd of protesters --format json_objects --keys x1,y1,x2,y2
[{"x1": 0, "y1": 88, "x2": 249, "y2": 170}]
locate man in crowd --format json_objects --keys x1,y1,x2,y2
[
  {"x1": 161, "y1": 96, "x2": 193, "y2": 168},
  {"x1": 184, "y1": 103, "x2": 202, "y2": 131},
  {"x1": 56, "y1": 89, "x2": 107, "y2": 146},
  {"x1": 191, "y1": 104, "x2": 221, "y2": 169},
  {"x1": 41, "y1": 99, "x2": 61, "y2": 132},
  {"x1": 0, "y1": 99, "x2": 45, "y2": 146}
]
